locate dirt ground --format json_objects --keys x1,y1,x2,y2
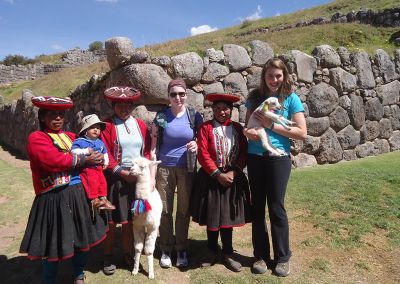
[{"x1": 0, "y1": 147, "x2": 399, "y2": 283}]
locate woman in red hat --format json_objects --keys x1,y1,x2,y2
[
  {"x1": 100, "y1": 86, "x2": 151, "y2": 275},
  {"x1": 191, "y1": 93, "x2": 251, "y2": 272},
  {"x1": 20, "y1": 96, "x2": 108, "y2": 284}
]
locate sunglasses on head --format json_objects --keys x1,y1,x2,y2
[{"x1": 169, "y1": 92, "x2": 186, "y2": 98}]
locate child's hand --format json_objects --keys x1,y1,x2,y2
[
  {"x1": 87, "y1": 147, "x2": 94, "y2": 154},
  {"x1": 103, "y1": 164, "x2": 108, "y2": 170}
]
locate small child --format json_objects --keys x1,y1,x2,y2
[{"x1": 72, "y1": 114, "x2": 115, "y2": 211}]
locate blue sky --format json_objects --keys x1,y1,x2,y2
[{"x1": 0, "y1": 0, "x2": 331, "y2": 60}]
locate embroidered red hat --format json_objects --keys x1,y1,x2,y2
[
  {"x1": 205, "y1": 92, "x2": 240, "y2": 103},
  {"x1": 31, "y1": 96, "x2": 73, "y2": 110},
  {"x1": 104, "y1": 86, "x2": 141, "y2": 102}
]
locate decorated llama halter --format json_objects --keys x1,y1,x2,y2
[{"x1": 130, "y1": 199, "x2": 152, "y2": 216}]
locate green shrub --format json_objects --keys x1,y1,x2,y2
[
  {"x1": 88, "y1": 41, "x2": 104, "y2": 51},
  {"x1": 1, "y1": 54, "x2": 36, "y2": 66}
]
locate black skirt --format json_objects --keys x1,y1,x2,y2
[
  {"x1": 190, "y1": 168, "x2": 252, "y2": 229},
  {"x1": 20, "y1": 183, "x2": 108, "y2": 261},
  {"x1": 105, "y1": 172, "x2": 136, "y2": 224}
]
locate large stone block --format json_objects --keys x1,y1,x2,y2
[
  {"x1": 329, "y1": 67, "x2": 357, "y2": 93},
  {"x1": 337, "y1": 125, "x2": 360, "y2": 150},
  {"x1": 329, "y1": 106, "x2": 350, "y2": 132},
  {"x1": 306, "y1": 116, "x2": 330, "y2": 136},
  {"x1": 376, "y1": 80, "x2": 400, "y2": 106},
  {"x1": 360, "y1": 120, "x2": 380, "y2": 142},
  {"x1": 388, "y1": 131, "x2": 400, "y2": 151},
  {"x1": 348, "y1": 94, "x2": 365, "y2": 130},
  {"x1": 290, "y1": 50, "x2": 317, "y2": 83},
  {"x1": 171, "y1": 52, "x2": 204, "y2": 85},
  {"x1": 355, "y1": 142, "x2": 377, "y2": 158},
  {"x1": 223, "y1": 73, "x2": 248, "y2": 103},
  {"x1": 223, "y1": 44, "x2": 252, "y2": 71},
  {"x1": 374, "y1": 49, "x2": 398, "y2": 83},
  {"x1": 249, "y1": 40, "x2": 274, "y2": 66},
  {"x1": 364, "y1": 97, "x2": 383, "y2": 121},
  {"x1": 315, "y1": 128, "x2": 343, "y2": 164},
  {"x1": 307, "y1": 82, "x2": 339, "y2": 117},
  {"x1": 105, "y1": 37, "x2": 135, "y2": 70},
  {"x1": 202, "y1": 62, "x2": 229, "y2": 83},
  {"x1": 312, "y1": 44, "x2": 341, "y2": 68},
  {"x1": 292, "y1": 153, "x2": 318, "y2": 168},
  {"x1": 351, "y1": 51, "x2": 375, "y2": 89},
  {"x1": 109, "y1": 63, "x2": 171, "y2": 104}
]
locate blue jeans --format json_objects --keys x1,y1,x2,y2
[{"x1": 42, "y1": 251, "x2": 88, "y2": 284}]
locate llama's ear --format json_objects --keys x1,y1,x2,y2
[{"x1": 150, "y1": 160, "x2": 162, "y2": 166}]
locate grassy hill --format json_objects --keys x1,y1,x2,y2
[{"x1": 0, "y1": 0, "x2": 399, "y2": 103}]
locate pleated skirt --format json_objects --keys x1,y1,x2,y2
[
  {"x1": 190, "y1": 168, "x2": 252, "y2": 230},
  {"x1": 20, "y1": 183, "x2": 108, "y2": 262}
]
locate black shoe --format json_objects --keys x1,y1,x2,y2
[
  {"x1": 103, "y1": 255, "x2": 116, "y2": 276},
  {"x1": 223, "y1": 254, "x2": 242, "y2": 272}
]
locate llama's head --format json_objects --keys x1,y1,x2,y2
[
  {"x1": 130, "y1": 157, "x2": 161, "y2": 177},
  {"x1": 264, "y1": 97, "x2": 282, "y2": 111}
]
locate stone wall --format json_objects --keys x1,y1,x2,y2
[
  {"x1": 0, "y1": 48, "x2": 106, "y2": 84},
  {"x1": 0, "y1": 37, "x2": 399, "y2": 167},
  {"x1": 239, "y1": 7, "x2": 400, "y2": 37}
]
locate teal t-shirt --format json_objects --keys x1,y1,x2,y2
[{"x1": 245, "y1": 92, "x2": 304, "y2": 155}]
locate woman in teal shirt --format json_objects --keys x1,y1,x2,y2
[{"x1": 243, "y1": 58, "x2": 307, "y2": 277}]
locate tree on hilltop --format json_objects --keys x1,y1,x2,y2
[{"x1": 88, "y1": 41, "x2": 104, "y2": 51}]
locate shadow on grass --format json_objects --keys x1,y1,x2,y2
[{"x1": 0, "y1": 228, "x2": 254, "y2": 283}]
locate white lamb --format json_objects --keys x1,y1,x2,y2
[
  {"x1": 129, "y1": 157, "x2": 162, "y2": 279},
  {"x1": 247, "y1": 97, "x2": 297, "y2": 156}
]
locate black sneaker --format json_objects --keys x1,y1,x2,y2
[{"x1": 252, "y1": 258, "x2": 268, "y2": 274}]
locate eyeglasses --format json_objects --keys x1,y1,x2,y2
[{"x1": 169, "y1": 92, "x2": 186, "y2": 98}]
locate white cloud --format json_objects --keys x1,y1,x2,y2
[
  {"x1": 275, "y1": 12, "x2": 281, "y2": 17},
  {"x1": 95, "y1": 0, "x2": 118, "y2": 3},
  {"x1": 51, "y1": 44, "x2": 65, "y2": 51},
  {"x1": 240, "y1": 5, "x2": 262, "y2": 22},
  {"x1": 190, "y1": 25, "x2": 218, "y2": 36}
]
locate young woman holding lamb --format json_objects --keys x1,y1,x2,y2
[
  {"x1": 243, "y1": 58, "x2": 307, "y2": 277},
  {"x1": 191, "y1": 92, "x2": 251, "y2": 272},
  {"x1": 100, "y1": 86, "x2": 151, "y2": 275}
]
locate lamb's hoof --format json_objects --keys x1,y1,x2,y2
[
  {"x1": 148, "y1": 273, "x2": 154, "y2": 279},
  {"x1": 132, "y1": 269, "x2": 139, "y2": 275}
]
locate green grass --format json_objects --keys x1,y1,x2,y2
[
  {"x1": 0, "y1": 148, "x2": 399, "y2": 283},
  {"x1": 288, "y1": 151, "x2": 400, "y2": 248},
  {"x1": 0, "y1": 61, "x2": 109, "y2": 103},
  {"x1": 144, "y1": 0, "x2": 399, "y2": 57}
]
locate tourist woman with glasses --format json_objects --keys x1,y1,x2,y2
[{"x1": 151, "y1": 79, "x2": 203, "y2": 268}]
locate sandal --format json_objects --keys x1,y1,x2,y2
[{"x1": 103, "y1": 255, "x2": 116, "y2": 276}]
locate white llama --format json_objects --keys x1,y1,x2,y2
[{"x1": 129, "y1": 157, "x2": 162, "y2": 279}]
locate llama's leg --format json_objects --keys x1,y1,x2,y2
[
  {"x1": 132, "y1": 225, "x2": 146, "y2": 276},
  {"x1": 144, "y1": 226, "x2": 158, "y2": 279}
]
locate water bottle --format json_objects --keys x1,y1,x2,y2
[{"x1": 187, "y1": 148, "x2": 197, "y2": 173}]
